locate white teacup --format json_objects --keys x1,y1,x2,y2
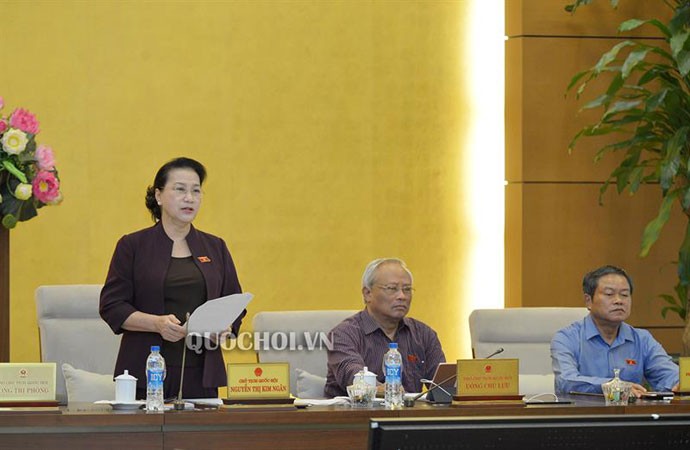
[
  {"x1": 114, "y1": 370, "x2": 137, "y2": 403},
  {"x1": 353, "y1": 366, "x2": 377, "y2": 389}
]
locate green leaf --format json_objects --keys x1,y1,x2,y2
[
  {"x1": 661, "y1": 305, "x2": 683, "y2": 319},
  {"x1": 649, "y1": 46, "x2": 675, "y2": 64},
  {"x1": 682, "y1": 187, "x2": 690, "y2": 211},
  {"x1": 616, "y1": 169, "x2": 631, "y2": 193},
  {"x1": 678, "y1": 222, "x2": 690, "y2": 289},
  {"x1": 567, "y1": 129, "x2": 585, "y2": 153},
  {"x1": 638, "y1": 67, "x2": 661, "y2": 85},
  {"x1": 602, "y1": 100, "x2": 642, "y2": 121},
  {"x1": 606, "y1": 72, "x2": 625, "y2": 96},
  {"x1": 564, "y1": 0, "x2": 594, "y2": 13},
  {"x1": 602, "y1": 111, "x2": 645, "y2": 127},
  {"x1": 567, "y1": 70, "x2": 591, "y2": 92},
  {"x1": 622, "y1": 48, "x2": 649, "y2": 79},
  {"x1": 593, "y1": 141, "x2": 631, "y2": 163},
  {"x1": 658, "y1": 294, "x2": 678, "y2": 306},
  {"x1": 640, "y1": 190, "x2": 678, "y2": 257},
  {"x1": 15, "y1": 200, "x2": 37, "y2": 223},
  {"x1": 677, "y1": 50, "x2": 690, "y2": 77},
  {"x1": 629, "y1": 166, "x2": 645, "y2": 193},
  {"x1": 645, "y1": 89, "x2": 668, "y2": 111},
  {"x1": 576, "y1": 79, "x2": 590, "y2": 97},
  {"x1": 670, "y1": 30, "x2": 690, "y2": 58},
  {"x1": 618, "y1": 19, "x2": 671, "y2": 37},
  {"x1": 581, "y1": 124, "x2": 621, "y2": 137},
  {"x1": 659, "y1": 126, "x2": 689, "y2": 190},
  {"x1": 611, "y1": 148, "x2": 643, "y2": 193},
  {"x1": 594, "y1": 41, "x2": 635, "y2": 74},
  {"x1": 599, "y1": 178, "x2": 613, "y2": 204},
  {"x1": 675, "y1": 281, "x2": 689, "y2": 306},
  {"x1": 619, "y1": 19, "x2": 646, "y2": 33},
  {"x1": 644, "y1": 19, "x2": 672, "y2": 39},
  {"x1": 670, "y1": 4, "x2": 690, "y2": 36},
  {"x1": 582, "y1": 94, "x2": 610, "y2": 110}
]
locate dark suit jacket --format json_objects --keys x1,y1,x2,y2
[{"x1": 99, "y1": 222, "x2": 244, "y2": 389}]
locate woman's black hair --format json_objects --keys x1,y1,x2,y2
[{"x1": 145, "y1": 157, "x2": 207, "y2": 222}]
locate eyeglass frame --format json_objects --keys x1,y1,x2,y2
[
  {"x1": 163, "y1": 183, "x2": 204, "y2": 199},
  {"x1": 375, "y1": 284, "x2": 415, "y2": 295}
]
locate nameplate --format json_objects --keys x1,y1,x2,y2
[
  {"x1": 226, "y1": 363, "x2": 290, "y2": 399},
  {"x1": 456, "y1": 358, "x2": 519, "y2": 396},
  {"x1": 679, "y1": 357, "x2": 690, "y2": 392},
  {"x1": 0, "y1": 363, "x2": 56, "y2": 402}
]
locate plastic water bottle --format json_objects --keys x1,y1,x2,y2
[
  {"x1": 384, "y1": 342, "x2": 403, "y2": 409},
  {"x1": 146, "y1": 345, "x2": 165, "y2": 411}
]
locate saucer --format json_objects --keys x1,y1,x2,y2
[
  {"x1": 111, "y1": 401, "x2": 145, "y2": 410},
  {"x1": 95, "y1": 400, "x2": 145, "y2": 410}
]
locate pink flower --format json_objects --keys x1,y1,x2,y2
[
  {"x1": 0, "y1": 97, "x2": 4, "y2": 110},
  {"x1": 0, "y1": 120, "x2": 7, "y2": 134},
  {"x1": 35, "y1": 145, "x2": 56, "y2": 170},
  {"x1": 9, "y1": 108, "x2": 39, "y2": 135},
  {"x1": 32, "y1": 171, "x2": 60, "y2": 203}
]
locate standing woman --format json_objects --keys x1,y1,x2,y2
[{"x1": 100, "y1": 157, "x2": 245, "y2": 399}]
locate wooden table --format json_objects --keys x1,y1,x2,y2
[
  {"x1": 0, "y1": 406, "x2": 163, "y2": 450},
  {"x1": 2, "y1": 397, "x2": 690, "y2": 450}
]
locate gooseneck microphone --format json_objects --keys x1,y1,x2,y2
[
  {"x1": 173, "y1": 312, "x2": 191, "y2": 411},
  {"x1": 484, "y1": 347, "x2": 504, "y2": 359},
  {"x1": 405, "y1": 373, "x2": 457, "y2": 407},
  {"x1": 404, "y1": 348, "x2": 506, "y2": 407}
]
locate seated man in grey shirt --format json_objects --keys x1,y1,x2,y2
[{"x1": 324, "y1": 258, "x2": 445, "y2": 397}]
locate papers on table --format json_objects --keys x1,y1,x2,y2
[
  {"x1": 187, "y1": 293, "x2": 253, "y2": 335},
  {"x1": 294, "y1": 397, "x2": 350, "y2": 407},
  {"x1": 95, "y1": 398, "x2": 223, "y2": 410},
  {"x1": 293, "y1": 397, "x2": 386, "y2": 407}
]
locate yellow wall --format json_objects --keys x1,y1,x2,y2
[{"x1": 2, "y1": 1, "x2": 482, "y2": 366}]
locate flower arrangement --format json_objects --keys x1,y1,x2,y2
[{"x1": 0, "y1": 96, "x2": 62, "y2": 229}]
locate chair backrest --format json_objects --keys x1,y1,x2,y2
[
  {"x1": 252, "y1": 310, "x2": 358, "y2": 395},
  {"x1": 469, "y1": 307, "x2": 588, "y2": 394},
  {"x1": 35, "y1": 285, "x2": 121, "y2": 404}
]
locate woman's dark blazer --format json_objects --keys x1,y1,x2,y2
[{"x1": 100, "y1": 222, "x2": 245, "y2": 389}]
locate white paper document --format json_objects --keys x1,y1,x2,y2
[
  {"x1": 294, "y1": 397, "x2": 350, "y2": 407},
  {"x1": 186, "y1": 292, "x2": 253, "y2": 335}
]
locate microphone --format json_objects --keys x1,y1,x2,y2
[
  {"x1": 484, "y1": 347, "x2": 504, "y2": 359},
  {"x1": 173, "y1": 312, "x2": 191, "y2": 411},
  {"x1": 403, "y1": 349, "x2": 505, "y2": 407},
  {"x1": 404, "y1": 372, "x2": 457, "y2": 407}
]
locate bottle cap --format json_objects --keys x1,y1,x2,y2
[
  {"x1": 389, "y1": 343, "x2": 398, "y2": 349},
  {"x1": 151, "y1": 345, "x2": 160, "y2": 352}
]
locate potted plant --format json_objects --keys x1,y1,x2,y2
[{"x1": 566, "y1": 0, "x2": 690, "y2": 353}]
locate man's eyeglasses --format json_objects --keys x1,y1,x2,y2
[{"x1": 376, "y1": 285, "x2": 415, "y2": 295}]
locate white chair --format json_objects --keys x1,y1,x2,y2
[
  {"x1": 35, "y1": 285, "x2": 120, "y2": 404},
  {"x1": 469, "y1": 307, "x2": 588, "y2": 394},
  {"x1": 252, "y1": 310, "x2": 358, "y2": 398}
]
